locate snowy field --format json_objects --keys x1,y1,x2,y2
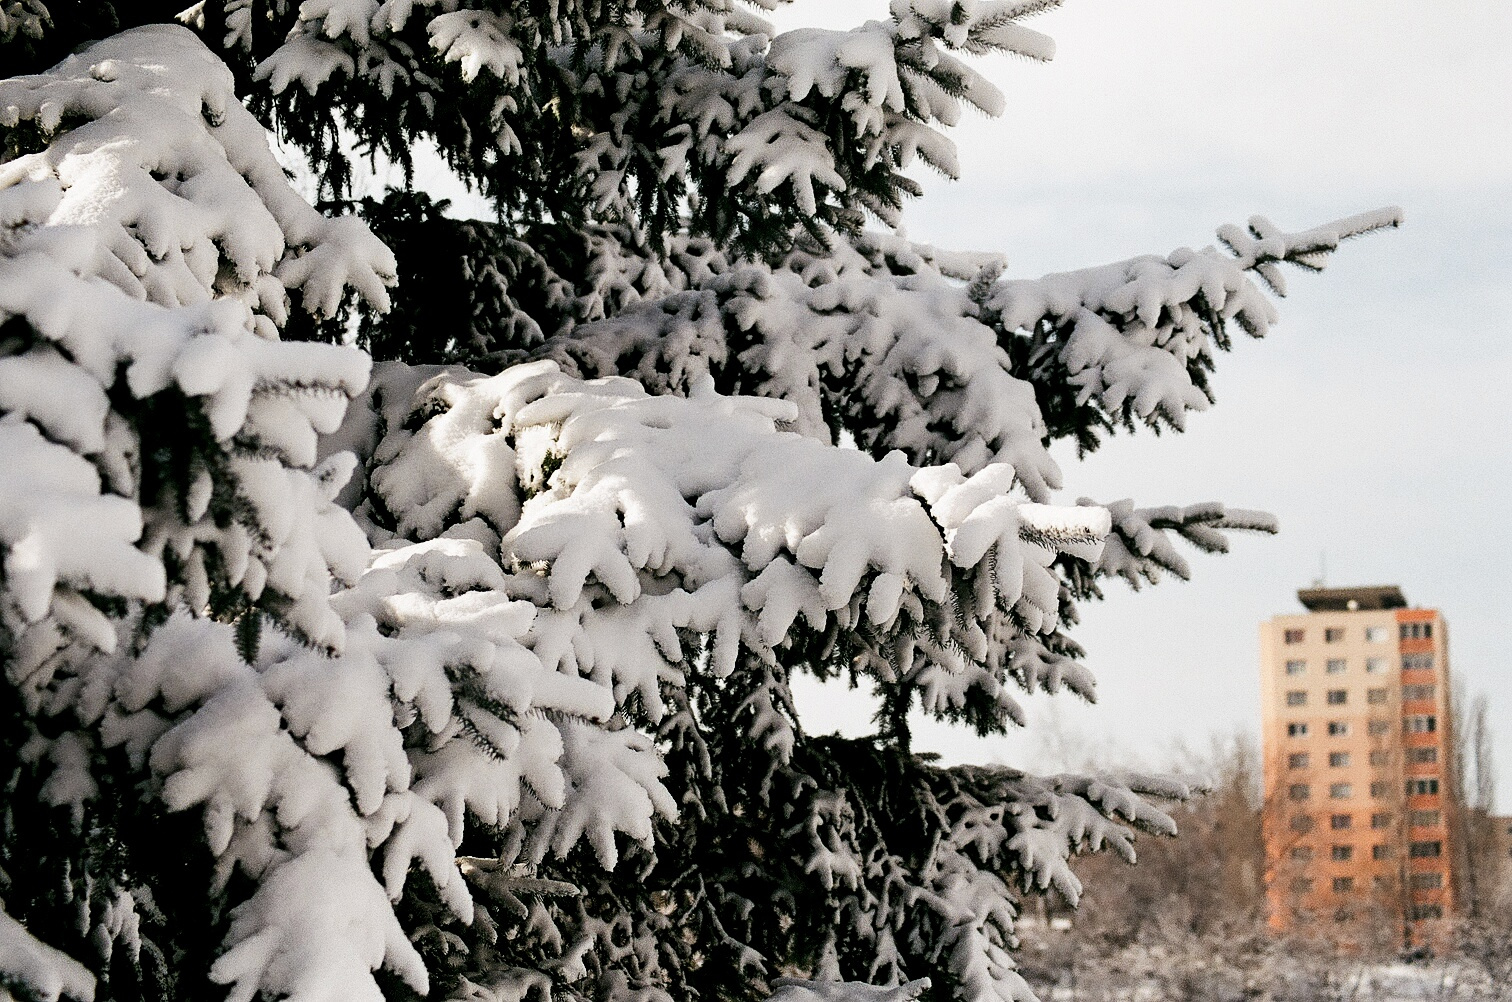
[{"x1": 1038, "y1": 961, "x2": 1507, "y2": 1002}]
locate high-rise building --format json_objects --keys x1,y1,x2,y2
[{"x1": 1259, "y1": 585, "x2": 1453, "y2": 948}]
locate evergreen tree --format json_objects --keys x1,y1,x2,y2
[{"x1": 0, "y1": 3, "x2": 1397, "y2": 1001}]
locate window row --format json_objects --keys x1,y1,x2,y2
[
  {"x1": 1287, "y1": 780, "x2": 1433, "y2": 801},
  {"x1": 1284, "y1": 657, "x2": 1390, "y2": 676},
  {"x1": 1401, "y1": 622, "x2": 1434, "y2": 640},
  {"x1": 1289, "y1": 750, "x2": 1373, "y2": 768},
  {"x1": 1282, "y1": 626, "x2": 1394, "y2": 646},
  {"x1": 1289, "y1": 872, "x2": 1444, "y2": 895},
  {"x1": 1290, "y1": 844, "x2": 1400, "y2": 862},
  {"x1": 1284, "y1": 688, "x2": 1390, "y2": 707},
  {"x1": 1286, "y1": 655, "x2": 1436, "y2": 675},
  {"x1": 1289, "y1": 811, "x2": 1407, "y2": 832},
  {"x1": 1285, "y1": 717, "x2": 1436, "y2": 738},
  {"x1": 1286, "y1": 721, "x2": 1354, "y2": 737},
  {"x1": 1291, "y1": 784, "x2": 1362, "y2": 800}
]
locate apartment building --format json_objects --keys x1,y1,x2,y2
[{"x1": 1259, "y1": 585, "x2": 1453, "y2": 948}]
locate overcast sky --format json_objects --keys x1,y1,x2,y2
[{"x1": 767, "y1": 1, "x2": 1512, "y2": 804}]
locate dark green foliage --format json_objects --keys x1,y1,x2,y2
[
  {"x1": 0, "y1": 701, "x2": 226, "y2": 1002},
  {"x1": 0, "y1": 1, "x2": 181, "y2": 76},
  {"x1": 355, "y1": 190, "x2": 566, "y2": 364}
]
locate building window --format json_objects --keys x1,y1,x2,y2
[
  {"x1": 1367, "y1": 687, "x2": 1388, "y2": 705},
  {"x1": 1370, "y1": 781, "x2": 1390, "y2": 798},
  {"x1": 1289, "y1": 784, "x2": 1311, "y2": 801},
  {"x1": 1410, "y1": 872, "x2": 1443, "y2": 890},
  {"x1": 1332, "y1": 876, "x2": 1355, "y2": 893},
  {"x1": 1325, "y1": 628, "x2": 1345, "y2": 643},
  {"x1": 1288, "y1": 722, "x2": 1309, "y2": 737},
  {"x1": 1403, "y1": 684, "x2": 1437, "y2": 701},
  {"x1": 1402, "y1": 653, "x2": 1435, "y2": 670},
  {"x1": 1368, "y1": 719, "x2": 1391, "y2": 736},
  {"x1": 1327, "y1": 689, "x2": 1348, "y2": 705},
  {"x1": 1326, "y1": 658, "x2": 1347, "y2": 674},
  {"x1": 1407, "y1": 778, "x2": 1440, "y2": 796},
  {"x1": 1370, "y1": 750, "x2": 1391, "y2": 766},
  {"x1": 1410, "y1": 904, "x2": 1444, "y2": 920},
  {"x1": 1290, "y1": 846, "x2": 1313, "y2": 861},
  {"x1": 1404, "y1": 715, "x2": 1437, "y2": 734},
  {"x1": 1284, "y1": 629, "x2": 1305, "y2": 645},
  {"x1": 1407, "y1": 747, "x2": 1438, "y2": 764},
  {"x1": 1286, "y1": 659, "x2": 1306, "y2": 675},
  {"x1": 1365, "y1": 626, "x2": 1389, "y2": 643},
  {"x1": 1400, "y1": 622, "x2": 1433, "y2": 640},
  {"x1": 1365, "y1": 657, "x2": 1387, "y2": 673},
  {"x1": 1409, "y1": 841, "x2": 1443, "y2": 858},
  {"x1": 1289, "y1": 752, "x2": 1310, "y2": 769},
  {"x1": 1329, "y1": 752, "x2": 1350, "y2": 768},
  {"x1": 1287, "y1": 690, "x2": 1308, "y2": 707},
  {"x1": 1331, "y1": 845, "x2": 1353, "y2": 861},
  {"x1": 1410, "y1": 810, "x2": 1441, "y2": 828},
  {"x1": 1371, "y1": 812, "x2": 1392, "y2": 829},
  {"x1": 1291, "y1": 815, "x2": 1315, "y2": 833},
  {"x1": 1331, "y1": 814, "x2": 1352, "y2": 830},
  {"x1": 1372, "y1": 844, "x2": 1391, "y2": 860},
  {"x1": 1292, "y1": 877, "x2": 1315, "y2": 893},
  {"x1": 1374, "y1": 875, "x2": 1393, "y2": 891},
  {"x1": 1330, "y1": 783, "x2": 1353, "y2": 799},
  {"x1": 1328, "y1": 721, "x2": 1350, "y2": 736}
]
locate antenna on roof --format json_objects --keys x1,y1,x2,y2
[{"x1": 1311, "y1": 550, "x2": 1327, "y2": 589}]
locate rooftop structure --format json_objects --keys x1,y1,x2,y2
[{"x1": 1296, "y1": 586, "x2": 1408, "y2": 612}]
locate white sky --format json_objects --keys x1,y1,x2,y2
[{"x1": 767, "y1": 1, "x2": 1512, "y2": 804}]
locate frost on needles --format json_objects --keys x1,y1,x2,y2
[{"x1": 0, "y1": 5, "x2": 1398, "y2": 1002}]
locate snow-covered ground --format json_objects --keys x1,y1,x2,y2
[{"x1": 1040, "y1": 961, "x2": 1504, "y2": 1002}]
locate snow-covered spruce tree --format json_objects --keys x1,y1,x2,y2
[{"x1": 0, "y1": 3, "x2": 1397, "y2": 1002}]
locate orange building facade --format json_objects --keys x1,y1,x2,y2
[{"x1": 1259, "y1": 586, "x2": 1453, "y2": 949}]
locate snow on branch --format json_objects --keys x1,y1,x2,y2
[
  {"x1": 427, "y1": 10, "x2": 527, "y2": 85},
  {"x1": 539, "y1": 233, "x2": 1063, "y2": 500},
  {"x1": 1087, "y1": 499, "x2": 1279, "y2": 590},
  {"x1": 351, "y1": 359, "x2": 1106, "y2": 748},
  {"x1": 940, "y1": 763, "x2": 1191, "y2": 908},
  {"x1": 767, "y1": 978, "x2": 931, "y2": 1002},
  {"x1": 17, "y1": 511, "x2": 672, "y2": 1001},
  {"x1": 0, "y1": 25, "x2": 392, "y2": 655},
  {"x1": 538, "y1": 204, "x2": 1395, "y2": 507},
  {"x1": 0, "y1": 24, "x2": 394, "y2": 317},
  {"x1": 756, "y1": 0, "x2": 1054, "y2": 208},
  {"x1": 1217, "y1": 207, "x2": 1403, "y2": 295},
  {"x1": 746, "y1": 746, "x2": 1194, "y2": 1002},
  {"x1": 892, "y1": 0, "x2": 1058, "y2": 62},
  {"x1": 984, "y1": 208, "x2": 1400, "y2": 445},
  {"x1": 0, "y1": 903, "x2": 95, "y2": 1002}
]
